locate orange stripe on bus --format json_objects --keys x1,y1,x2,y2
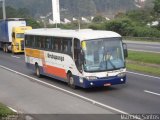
[
  {"x1": 25, "y1": 48, "x2": 43, "y2": 59},
  {"x1": 45, "y1": 65, "x2": 67, "y2": 79}
]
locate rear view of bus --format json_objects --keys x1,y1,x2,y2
[{"x1": 24, "y1": 29, "x2": 128, "y2": 89}]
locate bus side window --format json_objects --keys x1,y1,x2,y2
[
  {"x1": 45, "y1": 37, "x2": 52, "y2": 50},
  {"x1": 35, "y1": 36, "x2": 41, "y2": 48},
  {"x1": 54, "y1": 39, "x2": 59, "y2": 51},
  {"x1": 30, "y1": 36, "x2": 35, "y2": 48},
  {"x1": 41, "y1": 37, "x2": 45, "y2": 49},
  {"x1": 58, "y1": 38, "x2": 62, "y2": 51},
  {"x1": 62, "y1": 39, "x2": 68, "y2": 53},
  {"x1": 51, "y1": 37, "x2": 55, "y2": 51}
]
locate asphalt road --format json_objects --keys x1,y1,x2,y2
[
  {"x1": 0, "y1": 51, "x2": 160, "y2": 118},
  {"x1": 124, "y1": 41, "x2": 160, "y2": 53}
]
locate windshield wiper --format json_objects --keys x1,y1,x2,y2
[{"x1": 108, "y1": 60, "x2": 116, "y2": 69}]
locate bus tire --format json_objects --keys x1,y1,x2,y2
[
  {"x1": 35, "y1": 64, "x2": 41, "y2": 78},
  {"x1": 67, "y1": 73, "x2": 76, "y2": 89}
]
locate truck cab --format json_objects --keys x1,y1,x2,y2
[{"x1": 12, "y1": 26, "x2": 32, "y2": 53}]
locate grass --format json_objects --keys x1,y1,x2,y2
[
  {"x1": 127, "y1": 51, "x2": 160, "y2": 76},
  {"x1": 127, "y1": 51, "x2": 160, "y2": 65},
  {"x1": 123, "y1": 37, "x2": 160, "y2": 42},
  {"x1": 0, "y1": 103, "x2": 15, "y2": 118},
  {"x1": 127, "y1": 63, "x2": 160, "y2": 76}
]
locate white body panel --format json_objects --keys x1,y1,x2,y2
[
  {"x1": 25, "y1": 29, "x2": 121, "y2": 41},
  {"x1": 8, "y1": 21, "x2": 26, "y2": 42},
  {"x1": 83, "y1": 69, "x2": 126, "y2": 78}
]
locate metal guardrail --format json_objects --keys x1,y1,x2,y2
[{"x1": 123, "y1": 36, "x2": 160, "y2": 42}]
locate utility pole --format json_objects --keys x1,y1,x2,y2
[{"x1": 0, "y1": 0, "x2": 6, "y2": 20}]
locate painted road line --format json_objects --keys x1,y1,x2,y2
[
  {"x1": 127, "y1": 71, "x2": 160, "y2": 80},
  {"x1": 7, "y1": 106, "x2": 18, "y2": 113},
  {"x1": 128, "y1": 49, "x2": 160, "y2": 54},
  {"x1": 0, "y1": 64, "x2": 143, "y2": 120},
  {"x1": 145, "y1": 46, "x2": 160, "y2": 49},
  {"x1": 11, "y1": 55, "x2": 21, "y2": 59},
  {"x1": 144, "y1": 90, "x2": 160, "y2": 97}
]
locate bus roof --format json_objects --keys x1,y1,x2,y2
[{"x1": 25, "y1": 28, "x2": 121, "y2": 41}]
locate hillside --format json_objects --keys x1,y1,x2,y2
[{"x1": 5, "y1": 0, "x2": 150, "y2": 18}]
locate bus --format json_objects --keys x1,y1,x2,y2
[{"x1": 24, "y1": 29, "x2": 128, "y2": 89}]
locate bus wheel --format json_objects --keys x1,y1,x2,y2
[
  {"x1": 35, "y1": 64, "x2": 41, "y2": 78},
  {"x1": 67, "y1": 73, "x2": 76, "y2": 89}
]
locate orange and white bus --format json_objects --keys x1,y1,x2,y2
[{"x1": 24, "y1": 29, "x2": 128, "y2": 88}]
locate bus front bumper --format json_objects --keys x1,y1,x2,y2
[{"x1": 74, "y1": 76, "x2": 126, "y2": 88}]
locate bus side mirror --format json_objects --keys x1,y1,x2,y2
[{"x1": 123, "y1": 43, "x2": 128, "y2": 58}]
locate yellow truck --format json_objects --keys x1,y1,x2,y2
[
  {"x1": 0, "y1": 18, "x2": 32, "y2": 53},
  {"x1": 11, "y1": 26, "x2": 32, "y2": 53}
]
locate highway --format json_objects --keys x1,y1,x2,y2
[
  {"x1": 0, "y1": 51, "x2": 160, "y2": 118},
  {"x1": 124, "y1": 41, "x2": 160, "y2": 53}
]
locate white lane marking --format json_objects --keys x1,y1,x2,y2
[
  {"x1": 146, "y1": 46, "x2": 160, "y2": 49},
  {"x1": 127, "y1": 71, "x2": 160, "y2": 80},
  {"x1": 11, "y1": 55, "x2": 21, "y2": 59},
  {"x1": 0, "y1": 65, "x2": 143, "y2": 120},
  {"x1": 128, "y1": 49, "x2": 160, "y2": 54},
  {"x1": 7, "y1": 106, "x2": 18, "y2": 113},
  {"x1": 144, "y1": 90, "x2": 160, "y2": 96}
]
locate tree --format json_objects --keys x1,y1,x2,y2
[
  {"x1": 92, "y1": 15, "x2": 106, "y2": 23},
  {"x1": 154, "y1": 0, "x2": 160, "y2": 13},
  {"x1": 153, "y1": 0, "x2": 160, "y2": 29},
  {"x1": 126, "y1": 9, "x2": 153, "y2": 26},
  {"x1": 26, "y1": 18, "x2": 41, "y2": 28}
]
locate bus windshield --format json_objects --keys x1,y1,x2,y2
[
  {"x1": 82, "y1": 38, "x2": 125, "y2": 72},
  {"x1": 16, "y1": 33, "x2": 24, "y2": 38}
]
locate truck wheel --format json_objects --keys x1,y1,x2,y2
[
  {"x1": 3, "y1": 44, "x2": 6, "y2": 52},
  {"x1": 5, "y1": 44, "x2": 9, "y2": 53},
  {"x1": 35, "y1": 64, "x2": 41, "y2": 78},
  {"x1": 67, "y1": 73, "x2": 76, "y2": 89},
  {"x1": 11, "y1": 45, "x2": 15, "y2": 54}
]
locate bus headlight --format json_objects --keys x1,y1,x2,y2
[
  {"x1": 79, "y1": 77, "x2": 84, "y2": 83},
  {"x1": 117, "y1": 72, "x2": 126, "y2": 77},
  {"x1": 86, "y1": 76, "x2": 97, "y2": 80}
]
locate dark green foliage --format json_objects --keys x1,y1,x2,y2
[
  {"x1": 104, "y1": 19, "x2": 160, "y2": 37},
  {"x1": 105, "y1": 18, "x2": 135, "y2": 36},
  {"x1": 89, "y1": 23, "x2": 105, "y2": 30},
  {"x1": 0, "y1": 6, "x2": 41, "y2": 29},
  {"x1": 26, "y1": 18, "x2": 42, "y2": 28},
  {"x1": 154, "y1": 0, "x2": 160, "y2": 13},
  {"x1": 92, "y1": 15, "x2": 106, "y2": 23},
  {"x1": 126, "y1": 9, "x2": 154, "y2": 25},
  {"x1": 89, "y1": 0, "x2": 160, "y2": 37},
  {"x1": 153, "y1": 0, "x2": 160, "y2": 29},
  {"x1": 0, "y1": 6, "x2": 30, "y2": 19}
]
